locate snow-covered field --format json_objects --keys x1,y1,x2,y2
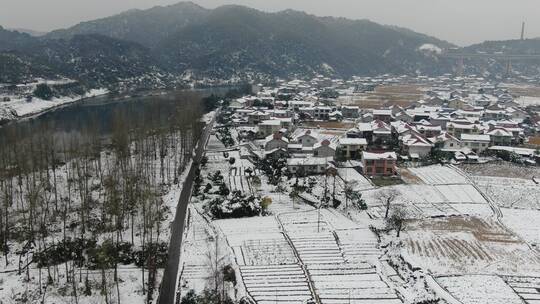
[
  {"x1": 308, "y1": 263, "x2": 402, "y2": 304},
  {"x1": 338, "y1": 167, "x2": 374, "y2": 191},
  {"x1": 504, "y1": 276, "x2": 540, "y2": 303},
  {"x1": 501, "y1": 208, "x2": 540, "y2": 247},
  {"x1": 408, "y1": 165, "x2": 469, "y2": 185},
  {"x1": 472, "y1": 176, "x2": 540, "y2": 209},
  {"x1": 402, "y1": 217, "x2": 540, "y2": 275},
  {"x1": 516, "y1": 96, "x2": 540, "y2": 107},
  {"x1": 436, "y1": 275, "x2": 524, "y2": 304},
  {"x1": 362, "y1": 183, "x2": 492, "y2": 218}
]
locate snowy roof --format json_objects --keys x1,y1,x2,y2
[
  {"x1": 259, "y1": 119, "x2": 282, "y2": 126},
  {"x1": 362, "y1": 151, "x2": 397, "y2": 160},
  {"x1": 460, "y1": 134, "x2": 490, "y2": 142},
  {"x1": 486, "y1": 128, "x2": 512, "y2": 137},
  {"x1": 287, "y1": 157, "x2": 330, "y2": 166},
  {"x1": 489, "y1": 146, "x2": 536, "y2": 156},
  {"x1": 338, "y1": 138, "x2": 368, "y2": 146},
  {"x1": 373, "y1": 109, "x2": 393, "y2": 116},
  {"x1": 357, "y1": 123, "x2": 373, "y2": 132},
  {"x1": 402, "y1": 134, "x2": 433, "y2": 147}
]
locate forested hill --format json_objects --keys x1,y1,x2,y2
[
  {"x1": 45, "y1": 2, "x2": 454, "y2": 79},
  {"x1": 4, "y1": 3, "x2": 540, "y2": 86}
]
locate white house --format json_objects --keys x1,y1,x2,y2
[
  {"x1": 287, "y1": 157, "x2": 330, "y2": 175},
  {"x1": 337, "y1": 137, "x2": 368, "y2": 160},
  {"x1": 460, "y1": 134, "x2": 490, "y2": 153}
]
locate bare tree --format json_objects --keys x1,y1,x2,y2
[
  {"x1": 386, "y1": 206, "x2": 407, "y2": 237},
  {"x1": 379, "y1": 189, "x2": 399, "y2": 218}
]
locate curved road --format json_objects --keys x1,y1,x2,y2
[{"x1": 158, "y1": 112, "x2": 216, "y2": 304}]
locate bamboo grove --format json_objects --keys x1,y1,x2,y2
[{"x1": 0, "y1": 93, "x2": 204, "y2": 304}]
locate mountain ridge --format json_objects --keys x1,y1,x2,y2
[{"x1": 3, "y1": 2, "x2": 540, "y2": 86}]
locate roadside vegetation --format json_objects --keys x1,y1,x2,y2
[{"x1": 0, "y1": 93, "x2": 204, "y2": 303}]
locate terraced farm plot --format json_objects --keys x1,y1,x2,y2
[
  {"x1": 229, "y1": 166, "x2": 261, "y2": 176},
  {"x1": 335, "y1": 229, "x2": 380, "y2": 263},
  {"x1": 472, "y1": 176, "x2": 540, "y2": 209},
  {"x1": 214, "y1": 217, "x2": 297, "y2": 266},
  {"x1": 403, "y1": 217, "x2": 540, "y2": 275},
  {"x1": 501, "y1": 208, "x2": 540, "y2": 246},
  {"x1": 179, "y1": 264, "x2": 211, "y2": 293},
  {"x1": 265, "y1": 193, "x2": 314, "y2": 215},
  {"x1": 437, "y1": 275, "x2": 524, "y2": 304},
  {"x1": 409, "y1": 165, "x2": 469, "y2": 185},
  {"x1": 279, "y1": 211, "x2": 332, "y2": 233},
  {"x1": 321, "y1": 208, "x2": 361, "y2": 230},
  {"x1": 504, "y1": 276, "x2": 540, "y2": 304},
  {"x1": 308, "y1": 263, "x2": 402, "y2": 304},
  {"x1": 362, "y1": 184, "x2": 491, "y2": 218},
  {"x1": 337, "y1": 167, "x2": 374, "y2": 191},
  {"x1": 241, "y1": 237, "x2": 297, "y2": 266},
  {"x1": 228, "y1": 175, "x2": 253, "y2": 194},
  {"x1": 288, "y1": 232, "x2": 345, "y2": 264},
  {"x1": 240, "y1": 264, "x2": 313, "y2": 304}
]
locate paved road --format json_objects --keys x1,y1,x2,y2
[{"x1": 158, "y1": 113, "x2": 216, "y2": 304}]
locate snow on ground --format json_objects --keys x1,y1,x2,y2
[
  {"x1": 1, "y1": 88, "x2": 109, "y2": 117},
  {"x1": 239, "y1": 264, "x2": 312, "y2": 304},
  {"x1": 178, "y1": 207, "x2": 222, "y2": 295},
  {"x1": 436, "y1": 275, "x2": 523, "y2": 304},
  {"x1": 418, "y1": 43, "x2": 442, "y2": 54},
  {"x1": 408, "y1": 165, "x2": 469, "y2": 185},
  {"x1": 402, "y1": 216, "x2": 540, "y2": 276},
  {"x1": 516, "y1": 96, "x2": 540, "y2": 107},
  {"x1": 501, "y1": 208, "x2": 540, "y2": 247},
  {"x1": 338, "y1": 167, "x2": 375, "y2": 191},
  {"x1": 504, "y1": 276, "x2": 540, "y2": 303},
  {"x1": 472, "y1": 176, "x2": 540, "y2": 209},
  {"x1": 206, "y1": 134, "x2": 227, "y2": 151},
  {"x1": 361, "y1": 183, "x2": 492, "y2": 218},
  {"x1": 308, "y1": 263, "x2": 402, "y2": 304}
]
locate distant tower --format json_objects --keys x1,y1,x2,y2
[{"x1": 521, "y1": 22, "x2": 525, "y2": 40}]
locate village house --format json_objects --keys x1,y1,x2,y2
[
  {"x1": 248, "y1": 111, "x2": 271, "y2": 125},
  {"x1": 293, "y1": 129, "x2": 319, "y2": 147},
  {"x1": 313, "y1": 140, "x2": 337, "y2": 158},
  {"x1": 447, "y1": 121, "x2": 482, "y2": 138},
  {"x1": 431, "y1": 132, "x2": 462, "y2": 152},
  {"x1": 340, "y1": 106, "x2": 360, "y2": 118},
  {"x1": 371, "y1": 120, "x2": 393, "y2": 146},
  {"x1": 401, "y1": 133, "x2": 433, "y2": 159},
  {"x1": 287, "y1": 157, "x2": 330, "y2": 175},
  {"x1": 264, "y1": 132, "x2": 289, "y2": 151},
  {"x1": 257, "y1": 119, "x2": 283, "y2": 138},
  {"x1": 372, "y1": 109, "x2": 394, "y2": 123},
  {"x1": 460, "y1": 134, "x2": 491, "y2": 153},
  {"x1": 486, "y1": 128, "x2": 513, "y2": 146},
  {"x1": 361, "y1": 151, "x2": 397, "y2": 176},
  {"x1": 314, "y1": 106, "x2": 333, "y2": 120},
  {"x1": 337, "y1": 137, "x2": 368, "y2": 160}
]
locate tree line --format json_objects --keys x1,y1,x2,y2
[{"x1": 0, "y1": 92, "x2": 204, "y2": 304}]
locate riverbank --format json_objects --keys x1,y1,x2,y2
[{"x1": 0, "y1": 88, "x2": 109, "y2": 124}]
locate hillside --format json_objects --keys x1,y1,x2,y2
[
  {"x1": 460, "y1": 39, "x2": 540, "y2": 78},
  {"x1": 5, "y1": 2, "x2": 540, "y2": 85},
  {"x1": 0, "y1": 26, "x2": 165, "y2": 86},
  {"x1": 43, "y1": 2, "x2": 454, "y2": 80}
]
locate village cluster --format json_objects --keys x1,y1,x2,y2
[
  {"x1": 177, "y1": 75, "x2": 540, "y2": 304},
  {"x1": 228, "y1": 75, "x2": 538, "y2": 175}
]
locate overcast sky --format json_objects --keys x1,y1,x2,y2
[{"x1": 1, "y1": 0, "x2": 539, "y2": 46}]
